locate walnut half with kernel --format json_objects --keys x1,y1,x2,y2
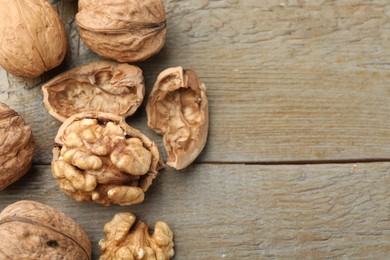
[
  {"x1": 42, "y1": 61, "x2": 145, "y2": 122},
  {"x1": 99, "y1": 212, "x2": 174, "y2": 260},
  {"x1": 146, "y1": 67, "x2": 209, "y2": 170},
  {"x1": 51, "y1": 112, "x2": 163, "y2": 206}
]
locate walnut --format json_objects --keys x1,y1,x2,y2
[
  {"x1": 0, "y1": 103, "x2": 35, "y2": 190},
  {"x1": 0, "y1": 200, "x2": 91, "y2": 259},
  {"x1": 146, "y1": 67, "x2": 209, "y2": 170},
  {"x1": 0, "y1": 0, "x2": 67, "y2": 78},
  {"x1": 52, "y1": 112, "x2": 163, "y2": 206},
  {"x1": 42, "y1": 61, "x2": 145, "y2": 122},
  {"x1": 99, "y1": 212, "x2": 174, "y2": 260},
  {"x1": 76, "y1": 0, "x2": 167, "y2": 62}
]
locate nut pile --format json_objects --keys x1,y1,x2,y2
[{"x1": 0, "y1": 0, "x2": 209, "y2": 258}]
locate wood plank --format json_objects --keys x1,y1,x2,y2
[
  {"x1": 1, "y1": 1, "x2": 390, "y2": 163},
  {"x1": 1, "y1": 163, "x2": 389, "y2": 259}
]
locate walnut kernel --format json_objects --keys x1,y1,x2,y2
[
  {"x1": 52, "y1": 112, "x2": 163, "y2": 206},
  {"x1": 99, "y1": 212, "x2": 174, "y2": 260}
]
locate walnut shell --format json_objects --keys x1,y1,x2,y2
[
  {"x1": 0, "y1": 200, "x2": 91, "y2": 259},
  {"x1": 52, "y1": 112, "x2": 163, "y2": 206},
  {"x1": 0, "y1": 103, "x2": 35, "y2": 190},
  {"x1": 146, "y1": 67, "x2": 209, "y2": 170},
  {"x1": 0, "y1": 0, "x2": 67, "y2": 78},
  {"x1": 42, "y1": 61, "x2": 145, "y2": 122},
  {"x1": 99, "y1": 212, "x2": 174, "y2": 260},
  {"x1": 76, "y1": 0, "x2": 167, "y2": 62}
]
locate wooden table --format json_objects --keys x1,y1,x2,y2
[{"x1": 1, "y1": 1, "x2": 389, "y2": 259}]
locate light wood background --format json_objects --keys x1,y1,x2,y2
[{"x1": 0, "y1": 0, "x2": 389, "y2": 259}]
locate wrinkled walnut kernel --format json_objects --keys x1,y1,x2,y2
[
  {"x1": 0, "y1": 103, "x2": 35, "y2": 190},
  {"x1": 76, "y1": 0, "x2": 166, "y2": 62},
  {"x1": 52, "y1": 112, "x2": 163, "y2": 206},
  {"x1": 99, "y1": 212, "x2": 174, "y2": 260},
  {"x1": 0, "y1": 200, "x2": 91, "y2": 259},
  {"x1": 43, "y1": 61, "x2": 145, "y2": 122},
  {"x1": 146, "y1": 67, "x2": 209, "y2": 170}
]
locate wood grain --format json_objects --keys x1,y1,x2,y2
[
  {"x1": 0, "y1": 1, "x2": 389, "y2": 164},
  {"x1": 0, "y1": 163, "x2": 389, "y2": 259},
  {"x1": 1, "y1": 2, "x2": 389, "y2": 259}
]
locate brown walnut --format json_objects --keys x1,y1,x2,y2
[
  {"x1": 0, "y1": 200, "x2": 91, "y2": 260},
  {"x1": 99, "y1": 212, "x2": 174, "y2": 260},
  {"x1": 146, "y1": 67, "x2": 209, "y2": 170},
  {"x1": 0, "y1": 103, "x2": 35, "y2": 190},
  {"x1": 52, "y1": 112, "x2": 163, "y2": 206},
  {"x1": 76, "y1": 0, "x2": 167, "y2": 62},
  {"x1": 42, "y1": 61, "x2": 145, "y2": 122},
  {"x1": 0, "y1": 0, "x2": 67, "y2": 78}
]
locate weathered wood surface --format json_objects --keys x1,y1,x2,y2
[
  {"x1": 0, "y1": 0, "x2": 390, "y2": 259},
  {"x1": 1, "y1": 164, "x2": 389, "y2": 259},
  {"x1": 1, "y1": 0, "x2": 390, "y2": 163}
]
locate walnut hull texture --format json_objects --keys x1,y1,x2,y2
[
  {"x1": 76, "y1": 0, "x2": 166, "y2": 62},
  {"x1": 0, "y1": 102, "x2": 35, "y2": 190},
  {"x1": 0, "y1": 200, "x2": 91, "y2": 259},
  {"x1": 0, "y1": 0, "x2": 67, "y2": 78}
]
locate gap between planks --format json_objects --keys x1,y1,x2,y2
[{"x1": 33, "y1": 158, "x2": 390, "y2": 167}]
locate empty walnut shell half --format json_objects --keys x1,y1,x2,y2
[
  {"x1": 0, "y1": 103, "x2": 35, "y2": 190},
  {"x1": 52, "y1": 112, "x2": 163, "y2": 206},
  {"x1": 99, "y1": 212, "x2": 174, "y2": 260},
  {"x1": 76, "y1": 0, "x2": 167, "y2": 62},
  {"x1": 0, "y1": 0, "x2": 67, "y2": 78},
  {"x1": 146, "y1": 67, "x2": 208, "y2": 170},
  {"x1": 42, "y1": 61, "x2": 145, "y2": 122},
  {"x1": 0, "y1": 200, "x2": 91, "y2": 259}
]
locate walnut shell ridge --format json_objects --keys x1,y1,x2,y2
[
  {"x1": 146, "y1": 67, "x2": 209, "y2": 170},
  {"x1": 52, "y1": 112, "x2": 163, "y2": 206},
  {"x1": 0, "y1": 0, "x2": 67, "y2": 78},
  {"x1": 76, "y1": 0, "x2": 167, "y2": 62},
  {"x1": 0, "y1": 200, "x2": 91, "y2": 259},
  {"x1": 42, "y1": 61, "x2": 145, "y2": 122},
  {"x1": 0, "y1": 103, "x2": 35, "y2": 190}
]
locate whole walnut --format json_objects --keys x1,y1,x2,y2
[
  {"x1": 42, "y1": 61, "x2": 145, "y2": 122},
  {"x1": 146, "y1": 67, "x2": 209, "y2": 170},
  {"x1": 76, "y1": 0, "x2": 167, "y2": 62},
  {"x1": 52, "y1": 112, "x2": 163, "y2": 206},
  {"x1": 0, "y1": 200, "x2": 91, "y2": 259},
  {"x1": 0, "y1": 0, "x2": 67, "y2": 78},
  {"x1": 0, "y1": 103, "x2": 35, "y2": 190},
  {"x1": 99, "y1": 212, "x2": 174, "y2": 260}
]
